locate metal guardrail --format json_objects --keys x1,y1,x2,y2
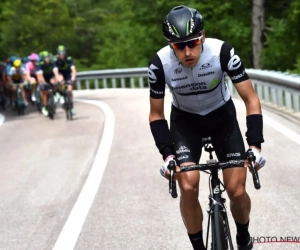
[{"x1": 75, "y1": 67, "x2": 300, "y2": 113}]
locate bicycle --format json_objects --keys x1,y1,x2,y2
[
  {"x1": 0, "y1": 85, "x2": 6, "y2": 111},
  {"x1": 59, "y1": 80, "x2": 74, "y2": 121},
  {"x1": 35, "y1": 84, "x2": 43, "y2": 113},
  {"x1": 14, "y1": 84, "x2": 25, "y2": 115},
  {"x1": 46, "y1": 86, "x2": 56, "y2": 120},
  {"x1": 168, "y1": 137, "x2": 261, "y2": 250}
]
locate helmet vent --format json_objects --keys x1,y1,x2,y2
[{"x1": 173, "y1": 6, "x2": 184, "y2": 10}]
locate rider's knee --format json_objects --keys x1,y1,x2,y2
[
  {"x1": 179, "y1": 173, "x2": 200, "y2": 204},
  {"x1": 226, "y1": 182, "x2": 246, "y2": 204}
]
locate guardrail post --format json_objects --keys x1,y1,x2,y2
[
  {"x1": 121, "y1": 78, "x2": 125, "y2": 88},
  {"x1": 285, "y1": 91, "x2": 292, "y2": 110},
  {"x1": 130, "y1": 77, "x2": 135, "y2": 88},
  {"x1": 112, "y1": 78, "x2": 116, "y2": 88},
  {"x1": 95, "y1": 79, "x2": 99, "y2": 89},
  {"x1": 76, "y1": 80, "x2": 81, "y2": 90},
  {"x1": 139, "y1": 77, "x2": 144, "y2": 88},
  {"x1": 277, "y1": 89, "x2": 283, "y2": 107},
  {"x1": 85, "y1": 80, "x2": 90, "y2": 89},
  {"x1": 293, "y1": 93, "x2": 300, "y2": 112},
  {"x1": 257, "y1": 84, "x2": 263, "y2": 100},
  {"x1": 271, "y1": 88, "x2": 277, "y2": 106},
  {"x1": 103, "y1": 78, "x2": 107, "y2": 88},
  {"x1": 263, "y1": 85, "x2": 269, "y2": 102}
]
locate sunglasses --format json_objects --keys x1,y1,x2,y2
[{"x1": 171, "y1": 36, "x2": 202, "y2": 50}]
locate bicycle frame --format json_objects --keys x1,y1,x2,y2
[{"x1": 204, "y1": 143, "x2": 233, "y2": 250}]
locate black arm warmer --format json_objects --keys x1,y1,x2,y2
[
  {"x1": 150, "y1": 119, "x2": 174, "y2": 160},
  {"x1": 245, "y1": 114, "x2": 265, "y2": 149}
]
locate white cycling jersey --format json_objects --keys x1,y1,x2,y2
[
  {"x1": 9, "y1": 66, "x2": 27, "y2": 76},
  {"x1": 148, "y1": 38, "x2": 249, "y2": 115}
]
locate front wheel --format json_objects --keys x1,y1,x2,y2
[
  {"x1": 48, "y1": 91, "x2": 55, "y2": 120},
  {"x1": 65, "y1": 90, "x2": 73, "y2": 121},
  {"x1": 211, "y1": 205, "x2": 228, "y2": 250}
]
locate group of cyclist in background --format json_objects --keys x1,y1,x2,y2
[{"x1": 0, "y1": 45, "x2": 77, "y2": 117}]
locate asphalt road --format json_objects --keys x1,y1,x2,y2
[{"x1": 0, "y1": 89, "x2": 300, "y2": 250}]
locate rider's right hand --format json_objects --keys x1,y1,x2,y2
[
  {"x1": 246, "y1": 147, "x2": 266, "y2": 173},
  {"x1": 160, "y1": 155, "x2": 178, "y2": 180}
]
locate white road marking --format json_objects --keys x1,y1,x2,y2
[
  {"x1": 263, "y1": 115, "x2": 300, "y2": 146},
  {"x1": 234, "y1": 99, "x2": 300, "y2": 146},
  {"x1": 0, "y1": 113, "x2": 5, "y2": 126},
  {"x1": 52, "y1": 99, "x2": 115, "y2": 250}
]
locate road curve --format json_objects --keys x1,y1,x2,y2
[
  {"x1": 1, "y1": 89, "x2": 300, "y2": 250},
  {"x1": 0, "y1": 102, "x2": 105, "y2": 250}
]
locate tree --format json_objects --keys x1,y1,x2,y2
[{"x1": 252, "y1": 0, "x2": 265, "y2": 68}]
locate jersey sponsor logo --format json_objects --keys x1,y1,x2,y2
[
  {"x1": 209, "y1": 78, "x2": 220, "y2": 89},
  {"x1": 226, "y1": 152, "x2": 241, "y2": 157},
  {"x1": 174, "y1": 68, "x2": 182, "y2": 74},
  {"x1": 199, "y1": 63, "x2": 212, "y2": 70},
  {"x1": 228, "y1": 48, "x2": 241, "y2": 70},
  {"x1": 198, "y1": 71, "x2": 214, "y2": 77},
  {"x1": 148, "y1": 64, "x2": 159, "y2": 84},
  {"x1": 173, "y1": 82, "x2": 207, "y2": 91},
  {"x1": 171, "y1": 76, "x2": 188, "y2": 81},
  {"x1": 176, "y1": 146, "x2": 190, "y2": 154},
  {"x1": 231, "y1": 70, "x2": 245, "y2": 80},
  {"x1": 150, "y1": 88, "x2": 164, "y2": 95},
  {"x1": 190, "y1": 82, "x2": 207, "y2": 90}
]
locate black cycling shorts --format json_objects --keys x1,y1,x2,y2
[
  {"x1": 44, "y1": 75, "x2": 55, "y2": 84},
  {"x1": 62, "y1": 74, "x2": 73, "y2": 85},
  {"x1": 40, "y1": 83, "x2": 52, "y2": 91},
  {"x1": 170, "y1": 98, "x2": 245, "y2": 166}
]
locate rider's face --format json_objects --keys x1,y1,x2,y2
[
  {"x1": 170, "y1": 31, "x2": 205, "y2": 68},
  {"x1": 59, "y1": 54, "x2": 65, "y2": 60}
]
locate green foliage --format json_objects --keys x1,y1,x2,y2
[
  {"x1": 0, "y1": 0, "x2": 299, "y2": 73},
  {"x1": 261, "y1": 0, "x2": 300, "y2": 72}
]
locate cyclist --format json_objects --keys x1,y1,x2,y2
[
  {"x1": 148, "y1": 6, "x2": 266, "y2": 250},
  {"x1": 53, "y1": 45, "x2": 77, "y2": 115},
  {"x1": 26, "y1": 53, "x2": 42, "y2": 102},
  {"x1": 7, "y1": 58, "x2": 28, "y2": 106},
  {"x1": 21, "y1": 56, "x2": 29, "y2": 64},
  {"x1": 36, "y1": 51, "x2": 59, "y2": 116},
  {"x1": 5, "y1": 55, "x2": 19, "y2": 76}
]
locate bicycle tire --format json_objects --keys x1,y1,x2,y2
[
  {"x1": 16, "y1": 88, "x2": 24, "y2": 115},
  {"x1": 0, "y1": 95, "x2": 5, "y2": 110},
  {"x1": 65, "y1": 90, "x2": 73, "y2": 121},
  {"x1": 48, "y1": 92, "x2": 55, "y2": 120},
  {"x1": 211, "y1": 205, "x2": 228, "y2": 250}
]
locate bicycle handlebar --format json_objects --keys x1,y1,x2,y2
[{"x1": 168, "y1": 149, "x2": 261, "y2": 198}]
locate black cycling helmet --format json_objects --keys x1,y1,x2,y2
[{"x1": 162, "y1": 5, "x2": 204, "y2": 41}]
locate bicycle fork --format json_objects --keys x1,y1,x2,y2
[{"x1": 205, "y1": 170, "x2": 234, "y2": 250}]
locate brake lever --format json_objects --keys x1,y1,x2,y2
[
  {"x1": 168, "y1": 160, "x2": 178, "y2": 198},
  {"x1": 246, "y1": 149, "x2": 261, "y2": 190}
]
